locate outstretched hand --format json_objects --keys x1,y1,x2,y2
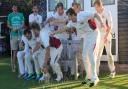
[{"x1": 49, "y1": 32, "x2": 55, "y2": 37}]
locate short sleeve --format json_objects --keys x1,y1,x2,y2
[
  {"x1": 29, "y1": 14, "x2": 33, "y2": 23},
  {"x1": 20, "y1": 13, "x2": 25, "y2": 22},
  {"x1": 40, "y1": 31, "x2": 50, "y2": 48},
  {"x1": 106, "y1": 11, "x2": 113, "y2": 27},
  {"x1": 66, "y1": 21, "x2": 72, "y2": 27},
  {"x1": 21, "y1": 35, "x2": 29, "y2": 53},
  {"x1": 38, "y1": 15, "x2": 42, "y2": 24},
  {"x1": 7, "y1": 14, "x2": 11, "y2": 24}
]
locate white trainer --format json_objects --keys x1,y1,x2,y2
[
  {"x1": 109, "y1": 71, "x2": 116, "y2": 79},
  {"x1": 39, "y1": 73, "x2": 50, "y2": 82},
  {"x1": 55, "y1": 75, "x2": 63, "y2": 82}
]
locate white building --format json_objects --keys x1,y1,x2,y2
[{"x1": 46, "y1": 0, "x2": 121, "y2": 62}]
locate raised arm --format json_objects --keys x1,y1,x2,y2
[
  {"x1": 49, "y1": 18, "x2": 68, "y2": 26},
  {"x1": 51, "y1": 26, "x2": 70, "y2": 35}
]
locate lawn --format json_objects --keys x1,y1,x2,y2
[{"x1": 0, "y1": 57, "x2": 128, "y2": 89}]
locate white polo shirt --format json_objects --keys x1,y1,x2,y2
[
  {"x1": 29, "y1": 13, "x2": 42, "y2": 24},
  {"x1": 96, "y1": 9, "x2": 113, "y2": 33},
  {"x1": 53, "y1": 12, "x2": 67, "y2": 29},
  {"x1": 53, "y1": 12, "x2": 68, "y2": 40},
  {"x1": 28, "y1": 38, "x2": 37, "y2": 50}
]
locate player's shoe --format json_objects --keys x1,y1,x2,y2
[
  {"x1": 55, "y1": 76, "x2": 62, "y2": 82},
  {"x1": 35, "y1": 74, "x2": 42, "y2": 81},
  {"x1": 55, "y1": 72, "x2": 63, "y2": 82},
  {"x1": 23, "y1": 73, "x2": 28, "y2": 79},
  {"x1": 26, "y1": 74, "x2": 35, "y2": 80},
  {"x1": 109, "y1": 71, "x2": 116, "y2": 79},
  {"x1": 18, "y1": 73, "x2": 25, "y2": 78},
  {"x1": 55, "y1": 75, "x2": 63, "y2": 82},
  {"x1": 81, "y1": 79, "x2": 91, "y2": 85},
  {"x1": 39, "y1": 73, "x2": 50, "y2": 82},
  {"x1": 89, "y1": 79, "x2": 99, "y2": 87}
]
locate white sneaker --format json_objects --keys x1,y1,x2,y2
[
  {"x1": 109, "y1": 71, "x2": 116, "y2": 79},
  {"x1": 95, "y1": 78, "x2": 100, "y2": 85},
  {"x1": 77, "y1": 73, "x2": 80, "y2": 77},
  {"x1": 55, "y1": 75, "x2": 63, "y2": 82},
  {"x1": 39, "y1": 73, "x2": 50, "y2": 82}
]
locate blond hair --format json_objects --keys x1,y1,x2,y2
[{"x1": 94, "y1": 0, "x2": 103, "y2": 6}]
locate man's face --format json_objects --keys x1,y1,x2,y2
[
  {"x1": 12, "y1": 6, "x2": 18, "y2": 12},
  {"x1": 94, "y1": 4, "x2": 101, "y2": 13},
  {"x1": 26, "y1": 33, "x2": 32, "y2": 40},
  {"x1": 68, "y1": 14, "x2": 77, "y2": 22},
  {"x1": 32, "y1": 29, "x2": 39, "y2": 37},
  {"x1": 73, "y1": 4, "x2": 78, "y2": 10},
  {"x1": 32, "y1": 6, "x2": 39, "y2": 13},
  {"x1": 76, "y1": 5, "x2": 81, "y2": 13},
  {"x1": 57, "y1": 6, "x2": 64, "y2": 15}
]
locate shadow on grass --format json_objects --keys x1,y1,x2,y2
[
  {"x1": 99, "y1": 81, "x2": 128, "y2": 89},
  {"x1": 0, "y1": 57, "x2": 128, "y2": 89}
]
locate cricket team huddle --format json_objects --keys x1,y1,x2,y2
[{"x1": 7, "y1": 0, "x2": 116, "y2": 87}]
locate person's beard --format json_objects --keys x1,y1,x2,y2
[{"x1": 35, "y1": 33, "x2": 39, "y2": 37}]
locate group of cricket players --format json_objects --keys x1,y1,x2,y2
[{"x1": 8, "y1": 0, "x2": 116, "y2": 87}]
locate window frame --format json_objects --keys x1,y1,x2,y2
[
  {"x1": 91, "y1": 0, "x2": 115, "y2": 7},
  {"x1": 48, "y1": 0, "x2": 67, "y2": 11},
  {"x1": 73, "y1": 0, "x2": 84, "y2": 11}
]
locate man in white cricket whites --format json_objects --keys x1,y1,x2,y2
[
  {"x1": 49, "y1": 2, "x2": 68, "y2": 40},
  {"x1": 25, "y1": 30, "x2": 45, "y2": 80},
  {"x1": 31, "y1": 22, "x2": 63, "y2": 82},
  {"x1": 50, "y1": 8, "x2": 102, "y2": 87},
  {"x1": 94, "y1": 0, "x2": 116, "y2": 78},
  {"x1": 23, "y1": 30, "x2": 35, "y2": 80},
  {"x1": 17, "y1": 30, "x2": 30, "y2": 78}
]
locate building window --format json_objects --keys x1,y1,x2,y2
[
  {"x1": 48, "y1": 0, "x2": 67, "y2": 11},
  {"x1": 74, "y1": 0, "x2": 84, "y2": 10},
  {"x1": 91, "y1": 0, "x2": 115, "y2": 6}
]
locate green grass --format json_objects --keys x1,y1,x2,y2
[{"x1": 0, "y1": 57, "x2": 128, "y2": 89}]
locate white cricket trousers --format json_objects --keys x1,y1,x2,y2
[
  {"x1": 82, "y1": 30, "x2": 100, "y2": 82},
  {"x1": 24, "y1": 53, "x2": 33, "y2": 74},
  {"x1": 96, "y1": 32, "x2": 115, "y2": 74},
  {"x1": 17, "y1": 51, "x2": 27, "y2": 75},
  {"x1": 50, "y1": 44, "x2": 63, "y2": 78},
  {"x1": 32, "y1": 49, "x2": 45, "y2": 75}
]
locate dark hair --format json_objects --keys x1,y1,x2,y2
[
  {"x1": 24, "y1": 30, "x2": 31, "y2": 35},
  {"x1": 94, "y1": 0, "x2": 103, "y2": 6},
  {"x1": 32, "y1": 4, "x2": 38, "y2": 8},
  {"x1": 56, "y1": 2, "x2": 64, "y2": 9},
  {"x1": 72, "y1": 2, "x2": 78, "y2": 7},
  {"x1": 66, "y1": 8, "x2": 77, "y2": 16},
  {"x1": 31, "y1": 22, "x2": 41, "y2": 31},
  {"x1": 12, "y1": 3, "x2": 18, "y2": 7}
]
